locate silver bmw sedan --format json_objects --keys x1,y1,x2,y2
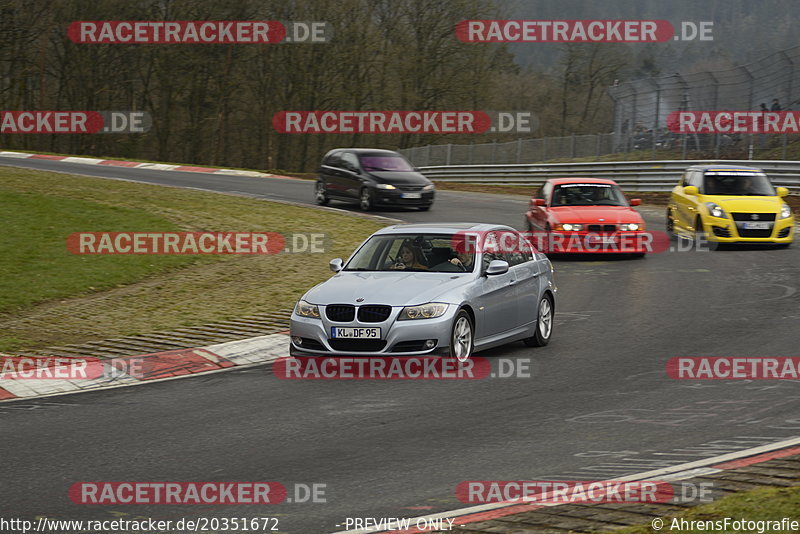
[{"x1": 290, "y1": 223, "x2": 556, "y2": 361}]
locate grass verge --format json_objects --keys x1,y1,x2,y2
[
  {"x1": 616, "y1": 485, "x2": 799, "y2": 534},
  {"x1": 0, "y1": 167, "x2": 384, "y2": 352}
]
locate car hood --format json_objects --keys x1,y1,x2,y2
[
  {"x1": 548, "y1": 205, "x2": 643, "y2": 224},
  {"x1": 368, "y1": 170, "x2": 431, "y2": 185},
  {"x1": 700, "y1": 195, "x2": 783, "y2": 212},
  {"x1": 304, "y1": 271, "x2": 471, "y2": 306}
]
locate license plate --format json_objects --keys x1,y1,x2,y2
[
  {"x1": 742, "y1": 222, "x2": 770, "y2": 230},
  {"x1": 401, "y1": 192, "x2": 422, "y2": 199},
  {"x1": 330, "y1": 327, "x2": 381, "y2": 339},
  {"x1": 589, "y1": 236, "x2": 617, "y2": 244}
]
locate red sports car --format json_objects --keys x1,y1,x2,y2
[{"x1": 525, "y1": 178, "x2": 649, "y2": 255}]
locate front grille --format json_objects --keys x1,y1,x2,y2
[
  {"x1": 712, "y1": 226, "x2": 731, "y2": 237},
  {"x1": 358, "y1": 305, "x2": 392, "y2": 323},
  {"x1": 736, "y1": 228, "x2": 773, "y2": 238},
  {"x1": 397, "y1": 185, "x2": 424, "y2": 191},
  {"x1": 778, "y1": 227, "x2": 791, "y2": 238},
  {"x1": 587, "y1": 224, "x2": 617, "y2": 233},
  {"x1": 328, "y1": 339, "x2": 387, "y2": 352},
  {"x1": 326, "y1": 305, "x2": 355, "y2": 322},
  {"x1": 731, "y1": 213, "x2": 777, "y2": 222}
]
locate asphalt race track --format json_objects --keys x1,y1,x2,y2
[{"x1": 2, "y1": 156, "x2": 799, "y2": 533}]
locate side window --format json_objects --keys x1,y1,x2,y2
[
  {"x1": 542, "y1": 182, "x2": 553, "y2": 203},
  {"x1": 324, "y1": 151, "x2": 343, "y2": 169},
  {"x1": 341, "y1": 152, "x2": 360, "y2": 172},
  {"x1": 686, "y1": 170, "x2": 702, "y2": 189}
]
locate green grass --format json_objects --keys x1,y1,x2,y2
[
  {"x1": 616, "y1": 486, "x2": 800, "y2": 534},
  {"x1": 0, "y1": 167, "x2": 384, "y2": 352},
  {"x1": 0, "y1": 191, "x2": 195, "y2": 314}
]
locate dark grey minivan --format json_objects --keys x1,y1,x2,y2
[{"x1": 314, "y1": 148, "x2": 435, "y2": 211}]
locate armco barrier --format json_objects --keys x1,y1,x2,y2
[{"x1": 417, "y1": 159, "x2": 800, "y2": 193}]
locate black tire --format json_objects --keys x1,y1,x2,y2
[
  {"x1": 630, "y1": 252, "x2": 646, "y2": 259},
  {"x1": 447, "y1": 309, "x2": 474, "y2": 361},
  {"x1": 523, "y1": 294, "x2": 554, "y2": 347},
  {"x1": 666, "y1": 208, "x2": 675, "y2": 235},
  {"x1": 314, "y1": 181, "x2": 329, "y2": 206},
  {"x1": 359, "y1": 187, "x2": 373, "y2": 211},
  {"x1": 418, "y1": 204, "x2": 431, "y2": 211}
]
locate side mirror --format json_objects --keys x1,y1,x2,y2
[
  {"x1": 629, "y1": 198, "x2": 641, "y2": 206},
  {"x1": 329, "y1": 258, "x2": 343, "y2": 272},
  {"x1": 683, "y1": 185, "x2": 699, "y2": 196},
  {"x1": 776, "y1": 186, "x2": 789, "y2": 197},
  {"x1": 485, "y1": 259, "x2": 509, "y2": 276},
  {"x1": 533, "y1": 198, "x2": 546, "y2": 206}
]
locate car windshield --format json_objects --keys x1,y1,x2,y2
[
  {"x1": 344, "y1": 234, "x2": 475, "y2": 273},
  {"x1": 551, "y1": 184, "x2": 628, "y2": 206},
  {"x1": 359, "y1": 155, "x2": 415, "y2": 172},
  {"x1": 703, "y1": 172, "x2": 776, "y2": 196}
]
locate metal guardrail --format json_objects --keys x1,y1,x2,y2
[{"x1": 417, "y1": 159, "x2": 800, "y2": 193}]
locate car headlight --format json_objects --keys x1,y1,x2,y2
[
  {"x1": 780, "y1": 203, "x2": 792, "y2": 219},
  {"x1": 295, "y1": 300, "x2": 320, "y2": 318},
  {"x1": 375, "y1": 183, "x2": 396, "y2": 190},
  {"x1": 554, "y1": 223, "x2": 583, "y2": 231},
  {"x1": 422, "y1": 184, "x2": 435, "y2": 191},
  {"x1": 705, "y1": 202, "x2": 727, "y2": 218},
  {"x1": 398, "y1": 302, "x2": 449, "y2": 320},
  {"x1": 620, "y1": 223, "x2": 643, "y2": 231}
]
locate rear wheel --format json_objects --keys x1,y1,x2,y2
[
  {"x1": 359, "y1": 187, "x2": 373, "y2": 211},
  {"x1": 314, "y1": 182, "x2": 329, "y2": 206},
  {"x1": 447, "y1": 310, "x2": 474, "y2": 361},
  {"x1": 523, "y1": 294, "x2": 553, "y2": 347}
]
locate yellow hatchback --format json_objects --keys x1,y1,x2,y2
[{"x1": 667, "y1": 165, "x2": 794, "y2": 246}]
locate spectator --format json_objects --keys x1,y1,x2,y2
[
  {"x1": 771, "y1": 99, "x2": 782, "y2": 111},
  {"x1": 759, "y1": 103, "x2": 769, "y2": 112}
]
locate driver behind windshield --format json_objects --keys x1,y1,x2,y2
[{"x1": 449, "y1": 250, "x2": 475, "y2": 271}]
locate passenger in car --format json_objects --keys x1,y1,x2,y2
[{"x1": 390, "y1": 241, "x2": 428, "y2": 270}]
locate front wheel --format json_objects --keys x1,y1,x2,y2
[
  {"x1": 314, "y1": 182, "x2": 329, "y2": 206},
  {"x1": 523, "y1": 294, "x2": 553, "y2": 347},
  {"x1": 419, "y1": 204, "x2": 431, "y2": 211},
  {"x1": 359, "y1": 187, "x2": 373, "y2": 211},
  {"x1": 447, "y1": 310, "x2": 474, "y2": 361}
]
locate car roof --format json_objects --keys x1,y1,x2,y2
[
  {"x1": 547, "y1": 177, "x2": 619, "y2": 185},
  {"x1": 374, "y1": 222, "x2": 512, "y2": 235},
  {"x1": 686, "y1": 164, "x2": 765, "y2": 173},
  {"x1": 324, "y1": 148, "x2": 401, "y2": 156}
]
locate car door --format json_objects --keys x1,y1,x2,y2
[
  {"x1": 340, "y1": 151, "x2": 363, "y2": 199},
  {"x1": 506, "y1": 234, "x2": 541, "y2": 329},
  {"x1": 528, "y1": 182, "x2": 552, "y2": 231},
  {"x1": 321, "y1": 150, "x2": 347, "y2": 198},
  {"x1": 673, "y1": 170, "x2": 702, "y2": 232},
  {"x1": 473, "y1": 232, "x2": 520, "y2": 339}
]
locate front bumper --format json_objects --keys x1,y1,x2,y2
[
  {"x1": 701, "y1": 215, "x2": 795, "y2": 243},
  {"x1": 538, "y1": 231, "x2": 652, "y2": 253},
  {"x1": 373, "y1": 189, "x2": 434, "y2": 206},
  {"x1": 289, "y1": 303, "x2": 457, "y2": 357}
]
